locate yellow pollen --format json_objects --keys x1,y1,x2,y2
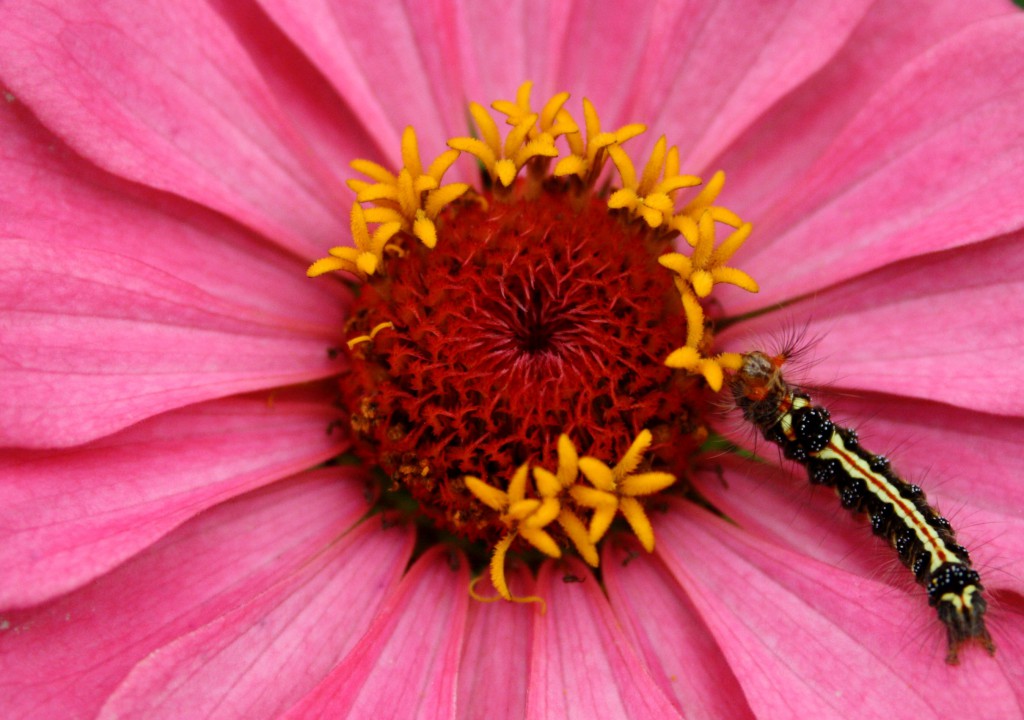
[
  {"x1": 659, "y1": 212, "x2": 758, "y2": 298},
  {"x1": 464, "y1": 465, "x2": 564, "y2": 603},
  {"x1": 657, "y1": 209, "x2": 758, "y2": 390},
  {"x1": 352, "y1": 126, "x2": 470, "y2": 244},
  {"x1": 467, "y1": 535, "x2": 547, "y2": 610},
  {"x1": 309, "y1": 86, "x2": 760, "y2": 369}
]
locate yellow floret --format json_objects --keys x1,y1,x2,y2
[
  {"x1": 607, "y1": 137, "x2": 701, "y2": 228},
  {"x1": 571, "y1": 429, "x2": 678, "y2": 551},
  {"x1": 449, "y1": 103, "x2": 558, "y2": 189}
]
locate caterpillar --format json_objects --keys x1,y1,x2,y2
[{"x1": 729, "y1": 350, "x2": 995, "y2": 664}]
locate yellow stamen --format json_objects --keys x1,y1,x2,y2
[
  {"x1": 449, "y1": 104, "x2": 558, "y2": 189},
  {"x1": 307, "y1": 203, "x2": 402, "y2": 278},
  {"x1": 524, "y1": 496, "x2": 561, "y2": 529},
  {"x1": 532, "y1": 467, "x2": 565, "y2": 498},
  {"x1": 675, "y1": 170, "x2": 744, "y2": 229},
  {"x1": 664, "y1": 346, "x2": 739, "y2": 392},
  {"x1": 555, "y1": 433, "x2": 579, "y2": 487},
  {"x1": 574, "y1": 430, "x2": 678, "y2": 549},
  {"x1": 487, "y1": 533, "x2": 516, "y2": 600},
  {"x1": 468, "y1": 557, "x2": 547, "y2": 611},
  {"x1": 614, "y1": 428, "x2": 652, "y2": 478},
  {"x1": 346, "y1": 321, "x2": 395, "y2": 349},
  {"x1": 506, "y1": 462, "x2": 530, "y2": 504},
  {"x1": 465, "y1": 464, "x2": 564, "y2": 605},
  {"x1": 607, "y1": 138, "x2": 701, "y2": 228},
  {"x1": 309, "y1": 127, "x2": 469, "y2": 279},
  {"x1": 558, "y1": 507, "x2": 599, "y2": 566},
  {"x1": 657, "y1": 201, "x2": 759, "y2": 389},
  {"x1": 492, "y1": 81, "x2": 579, "y2": 145},
  {"x1": 479, "y1": 533, "x2": 547, "y2": 607},
  {"x1": 465, "y1": 474, "x2": 511, "y2": 512},
  {"x1": 659, "y1": 212, "x2": 758, "y2": 299},
  {"x1": 463, "y1": 429, "x2": 679, "y2": 603},
  {"x1": 354, "y1": 130, "x2": 469, "y2": 250},
  {"x1": 555, "y1": 98, "x2": 645, "y2": 186},
  {"x1": 619, "y1": 496, "x2": 656, "y2": 552}
]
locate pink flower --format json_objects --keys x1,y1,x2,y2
[{"x1": 2, "y1": 1, "x2": 1024, "y2": 718}]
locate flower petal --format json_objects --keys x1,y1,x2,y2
[
  {"x1": 538, "y1": 0, "x2": 662, "y2": 126},
  {"x1": 440, "y1": 2, "x2": 571, "y2": 124},
  {"x1": 632, "y1": 0, "x2": 873, "y2": 171},
  {"x1": 693, "y1": 455, "x2": 903, "y2": 581},
  {"x1": 0, "y1": 470, "x2": 372, "y2": 720},
  {"x1": 99, "y1": 513, "x2": 414, "y2": 720},
  {"x1": 256, "y1": 0, "x2": 454, "y2": 168},
  {"x1": 0, "y1": 393, "x2": 346, "y2": 607},
  {"x1": 458, "y1": 564, "x2": 536, "y2": 720},
  {"x1": 281, "y1": 546, "x2": 469, "y2": 719},
  {"x1": 728, "y1": 15, "x2": 1024, "y2": 312},
  {"x1": 0, "y1": 0, "x2": 352, "y2": 256},
  {"x1": 722, "y1": 232, "x2": 1024, "y2": 414},
  {"x1": 803, "y1": 392, "x2": 1024, "y2": 509},
  {"x1": 655, "y1": 500, "x2": 1021, "y2": 718},
  {"x1": 0, "y1": 238, "x2": 345, "y2": 447},
  {"x1": 0, "y1": 98, "x2": 351, "y2": 324},
  {"x1": 528, "y1": 557, "x2": 682, "y2": 719},
  {"x1": 721, "y1": 0, "x2": 1019, "y2": 228},
  {"x1": 603, "y1": 538, "x2": 755, "y2": 719},
  {"x1": 699, "y1": 449, "x2": 1024, "y2": 600}
]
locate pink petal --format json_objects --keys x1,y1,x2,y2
[
  {"x1": 656, "y1": 500, "x2": 1021, "y2": 717},
  {"x1": 786, "y1": 390, "x2": 1024, "y2": 508},
  {"x1": 698, "y1": 444, "x2": 1024, "y2": 597},
  {"x1": 256, "y1": 0, "x2": 454, "y2": 167},
  {"x1": 208, "y1": 1, "x2": 380, "y2": 189},
  {"x1": 542, "y1": 0, "x2": 665, "y2": 126},
  {"x1": 457, "y1": 564, "x2": 536, "y2": 720},
  {"x1": 0, "y1": 0, "x2": 353, "y2": 257},
  {"x1": 603, "y1": 538, "x2": 755, "y2": 719},
  {"x1": 439, "y1": 2, "x2": 573, "y2": 122},
  {"x1": 0, "y1": 470, "x2": 372, "y2": 720},
  {"x1": 721, "y1": 232, "x2": 1024, "y2": 414},
  {"x1": 282, "y1": 546, "x2": 470, "y2": 720},
  {"x1": 629, "y1": 0, "x2": 873, "y2": 171},
  {"x1": 710, "y1": 367, "x2": 1024, "y2": 534},
  {"x1": 0, "y1": 97, "x2": 351, "y2": 325},
  {"x1": 435, "y1": 1, "x2": 869, "y2": 173},
  {"x1": 692, "y1": 455, "x2": 896, "y2": 582},
  {"x1": 728, "y1": 16, "x2": 1024, "y2": 312},
  {"x1": 992, "y1": 594, "x2": 1024, "y2": 710},
  {"x1": 0, "y1": 238, "x2": 345, "y2": 447},
  {"x1": 528, "y1": 557, "x2": 682, "y2": 720},
  {"x1": 721, "y1": 0, "x2": 1018, "y2": 219},
  {"x1": 100, "y1": 513, "x2": 415, "y2": 720},
  {"x1": 0, "y1": 393, "x2": 346, "y2": 607}
]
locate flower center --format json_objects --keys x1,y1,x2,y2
[
  {"x1": 310, "y1": 82, "x2": 759, "y2": 601},
  {"x1": 342, "y1": 186, "x2": 707, "y2": 544}
]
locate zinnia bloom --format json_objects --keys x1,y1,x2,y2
[{"x1": 2, "y1": 1, "x2": 1024, "y2": 718}]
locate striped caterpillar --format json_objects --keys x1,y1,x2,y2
[{"x1": 729, "y1": 350, "x2": 995, "y2": 664}]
